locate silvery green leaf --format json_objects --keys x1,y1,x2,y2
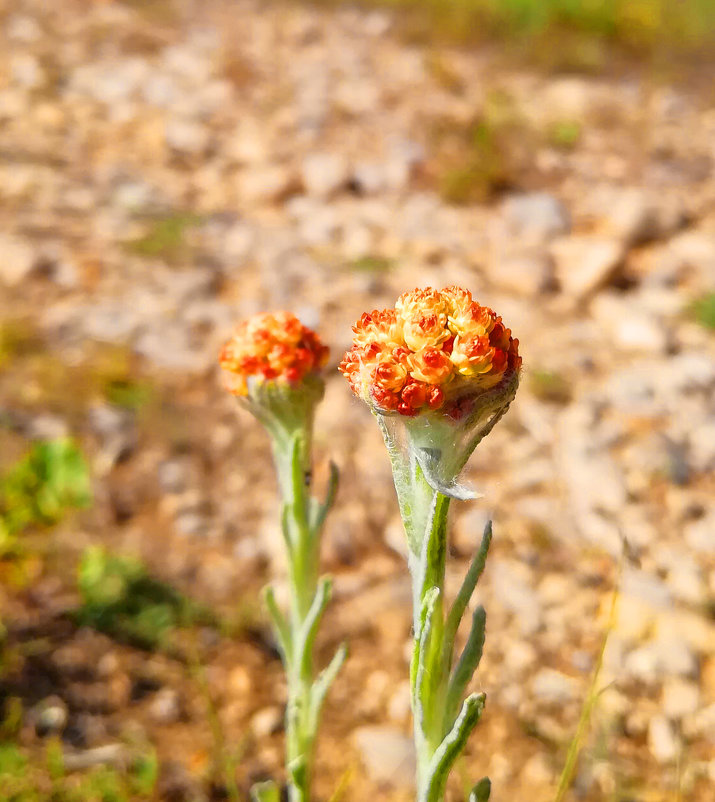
[
  {"x1": 263, "y1": 585, "x2": 292, "y2": 664},
  {"x1": 469, "y1": 777, "x2": 491, "y2": 802},
  {"x1": 412, "y1": 587, "x2": 440, "y2": 739},
  {"x1": 298, "y1": 577, "x2": 332, "y2": 676},
  {"x1": 442, "y1": 521, "x2": 492, "y2": 671},
  {"x1": 309, "y1": 460, "x2": 339, "y2": 533},
  {"x1": 445, "y1": 605, "x2": 486, "y2": 729},
  {"x1": 423, "y1": 693, "x2": 485, "y2": 802},
  {"x1": 308, "y1": 642, "x2": 347, "y2": 730},
  {"x1": 414, "y1": 446, "x2": 480, "y2": 501},
  {"x1": 251, "y1": 780, "x2": 280, "y2": 802}
]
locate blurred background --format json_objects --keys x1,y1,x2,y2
[{"x1": 0, "y1": 0, "x2": 714, "y2": 800}]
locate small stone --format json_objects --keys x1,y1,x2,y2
[
  {"x1": 7, "y1": 15, "x2": 42, "y2": 43},
  {"x1": 503, "y1": 641, "x2": 537, "y2": 674},
  {"x1": 612, "y1": 313, "x2": 668, "y2": 353},
  {"x1": 228, "y1": 666, "x2": 251, "y2": 697},
  {"x1": 662, "y1": 679, "x2": 700, "y2": 720},
  {"x1": 601, "y1": 188, "x2": 686, "y2": 246},
  {"x1": 237, "y1": 165, "x2": 295, "y2": 204},
  {"x1": 688, "y1": 418, "x2": 715, "y2": 474},
  {"x1": 503, "y1": 192, "x2": 570, "y2": 240},
  {"x1": 387, "y1": 680, "x2": 412, "y2": 723},
  {"x1": 0, "y1": 233, "x2": 36, "y2": 286},
  {"x1": 157, "y1": 458, "x2": 193, "y2": 495},
  {"x1": 300, "y1": 153, "x2": 348, "y2": 198},
  {"x1": 165, "y1": 118, "x2": 210, "y2": 155},
  {"x1": 26, "y1": 414, "x2": 68, "y2": 441},
  {"x1": 532, "y1": 668, "x2": 578, "y2": 704},
  {"x1": 149, "y1": 688, "x2": 182, "y2": 724},
  {"x1": 96, "y1": 652, "x2": 120, "y2": 678},
  {"x1": 684, "y1": 513, "x2": 715, "y2": 555},
  {"x1": 490, "y1": 560, "x2": 543, "y2": 635},
  {"x1": 174, "y1": 510, "x2": 207, "y2": 537},
  {"x1": 521, "y1": 752, "x2": 553, "y2": 785},
  {"x1": 352, "y1": 161, "x2": 386, "y2": 195},
  {"x1": 551, "y1": 236, "x2": 624, "y2": 299},
  {"x1": 493, "y1": 252, "x2": 554, "y2": 296},
  {"x1": 625, "y1": 638, "x2": 697, "y2": 682},
  {"x1": 648, "y1": 715, "x2": 679, "y2": 763},
  {"x1": 87, "y1": 404, "x2": 136, "y2": 469},
  {"x1": 352, "y1": 726, "x2": 416, "y2": 788},
  {"x1": 33, "y1": 696, "x2": 68, "y2": 737},
  {"x1": 250, "y1": 706, "x2": 283, "y2": 738}
]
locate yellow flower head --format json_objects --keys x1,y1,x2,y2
[
  {"x1": 220, "y1": 312, "x2": 329, "y2": 397},
  {"x1": 340, "y1": 287, "x2": 521, "y2": 418}
]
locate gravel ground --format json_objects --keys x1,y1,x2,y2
[{"x1": 0, "y1": 1, "x2": 713, "y2": 800}]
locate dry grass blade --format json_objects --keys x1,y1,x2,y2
[{"x1": 553, "y1": 553, "x2": 623, "y2": 802}]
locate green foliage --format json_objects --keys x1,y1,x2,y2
[
  {"x1": 432, "y1": 91, "x2": 528, "y2": 204},
  {"x1": 688, "y1": 292, "x2": 715, "y2": 331},
  {"x1": 548, "y1": 119, "x2": 582, "y2": 149},
  {"x1": 0, "y1": 742, "x2": 28, "y2": 777},
  {"x1": 0, "y1": 439, "x2": 91, "y2": 557},
  {"x1": 75, "y1": 546, "x2": 217, "y2": 651},
  {"x1": 0, "y1": 320, "x2": 41, "y2": 370},
  {"x1": 0, "y1": 742, "x2": 158, "y2": 802},
  {"x1": 317, "y1": 0, "x2": 715, "y2": 65},
  {"x1": 349, "y1": 255, "x2": 395, "y2": 273},
  {"x1": 529, "y1": 369, "x2": 572, "y2": 404},
  {"x1": 126, "y1": 213, "x2": 202, "y2": 263}
]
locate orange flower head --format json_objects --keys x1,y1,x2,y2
[
  {"x1": 220, "y1": 312, "x2": 329, "y2": 397},
  {"x1": 340, "y1": 287, "x2": 521, "y2": 417}
]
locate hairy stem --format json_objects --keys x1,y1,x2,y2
[{"x1": 266, "y1": 426, "x2": 342, "y2": 802}]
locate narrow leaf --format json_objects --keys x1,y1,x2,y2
[
  {"x1": 445, "y1": 606, "x2": 486, "y2": 729},
  {"x1": 417, "y1": 491, "x2": 450, "y2": 605},
  {"x1": 414, "y1": 446, "x2": 479, "y2": 500},
  {"x1": 298, "y1": 577, "x2": 332, "y2": 677},
  {"x1": 469, "y1": 777, "x2": 491, "y2": 802},
  {"x1": 263, "y1": 585, "x2": 291, "y2": 664},
  {"x1": 290, "y1": 432, "x2": 308, "y2": 523},
  {"x1": 251, "y1": 780, "x2": 280, "y2": 802},
  {"x1": 281, "y1": 503, "x2": 294, "y2": 552},
  {"x1": 443, "y1": 521, "x2": 491, "y2": 670},
  {"x1": 413, "y1": 586, "x2": 440, "y2": 739},
  {"x1": 423, "y1": 693, "x2": 485, "y2": 802},
  {"x1": 310, "y1": 460, "x2": 339, "y2": 533},
  {"x1": 288, "y1": 757, "x2": 308, "y2": 802},
  {"x1": 309, "y1": 642, "x2": 347, "y2": 730}
]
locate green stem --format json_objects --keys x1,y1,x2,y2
[
  {"x1": 267, "y1": 424, "x2": 342, "y2": 802},
  {"x1": 378, "y1": 414, "x2": 490, "y2": 802}
]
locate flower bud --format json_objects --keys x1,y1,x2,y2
[
  {"x1": 340, "y1": 287, "x2": 521, "y2": 495},
  {"x1": 220, "y1": 312, "x2": 329, "y2": 462}
]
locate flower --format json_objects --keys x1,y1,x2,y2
[
  {"x1": 220, "y1": 312, "x2": 329, "y2": 397},
  {"x1": 340, "y1": 287, "x2": 521, "y2": 417}
]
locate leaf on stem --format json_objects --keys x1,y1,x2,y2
[
  {"x1": 309, "y1": 642, "x2": 347, "y2": 731},
  {"x1": 280, "y1": 504, "x2": 295, "y2": 553},
  {"x1": 309, "y1": 461, "x2": 339, "y2": 534},
  {"x1": 443, "y1": 521, "x2": 492, "y2": 670},
  {"x1": 413, "y1": 447, "x2": 480, "y2": 500},
  {"x1": 412, "y1": 586, "x2": 440, "y2": 739},
  {"x1": 445, "y1": 606, "x2": 486, "y2": 730},
  {"x1": 263, "y1": 586, "x2": 292, "y2": 664},
  {"x1": 424, "y1": 693, "x2": 485, "y2": 802},
  {"x1": 298, "y1": 577, "x2": 332, "y2": 677},
  {"x1": 289, "y1": 432, "x2": 308, "y2": 523},
  {"x1": 250, "y1": 780, "x2": 281, "y2": 802},
  {"x1": 469, "y1": 777, "x2": 491, "y2": 802},
  {"x1": 288, "y1": 757, "x2": 308, "y2": 801},
  {"x1": 416, "y1": 492, "x2": 450, "y2": 604}
]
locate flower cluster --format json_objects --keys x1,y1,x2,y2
[
  {"x1": 339, "y1": 287, "x2": 521, "y2": 417},
  {"x1": 219, "y1": 312, "x2": 329, "y2": 397}
]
